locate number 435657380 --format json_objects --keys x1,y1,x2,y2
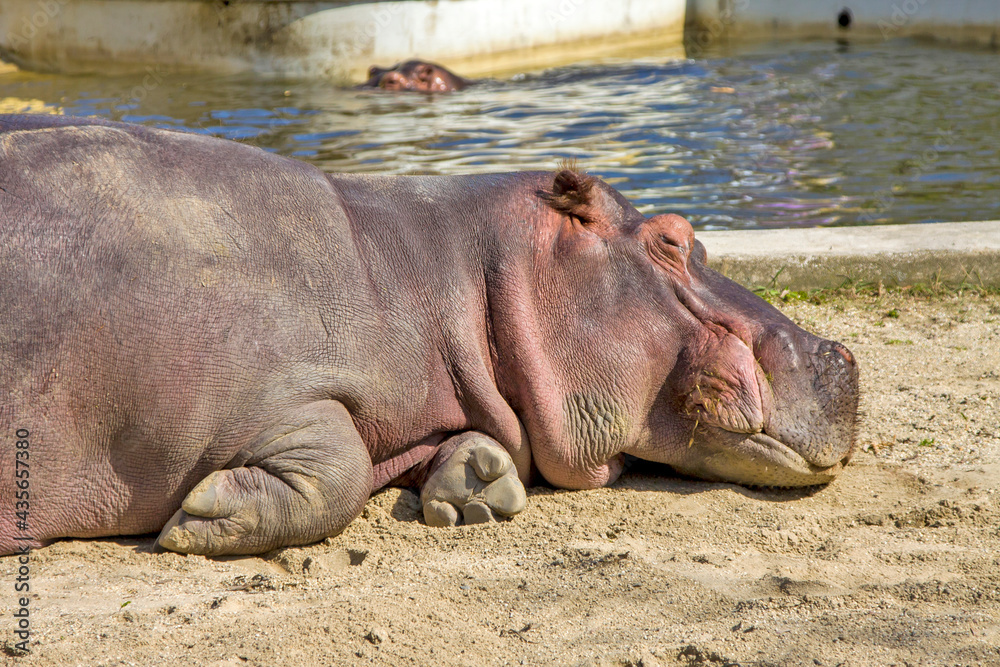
[{"x1": 15, "y1": 428, "x2": 29, "y2": 530}]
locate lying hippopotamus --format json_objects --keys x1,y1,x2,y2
[
  {"x1": 360, "y1": 60, "x2": 470, "y2": 92},
  {"x1": 0, "y1": 115, "x2": 858, "y2": 557}
]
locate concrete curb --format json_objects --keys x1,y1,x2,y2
[
  {"x1": 700, "y1": 221, "x2": 1000, "y2": 291},
  {"x1": 686, "y1": 0, "x2": 1000, "y2": 51}
]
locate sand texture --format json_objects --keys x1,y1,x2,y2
[{"x1": 2, "y1": 292, "x2": 999, "y2": 667}]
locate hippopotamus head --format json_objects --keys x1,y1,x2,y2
[
  {"x1": 502, "y1": 170, "x2": 859, "y2": 489},
  {"x1": 361, "y1": 60, "x2": 469, "y2": 92}
]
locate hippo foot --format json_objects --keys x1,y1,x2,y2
[
  {"x1": 157, "y1": 400, "x2": 374, "y2": 556},
  {"x1": 156, "y1": 470, "x2": 262, "y2": 556},
  {"x1": 420, "y1": 434, "x2": 527, "y2": 527}
]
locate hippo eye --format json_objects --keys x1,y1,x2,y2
[
  {"x1": 659, "y1": 233, "x2": 680, "y2": 249},
  {"x1": 659, "y1": 233, "x2": 687, "y2": 253},
  {"x1": 415, "y1": 65, "x2": 433, "y2": 80}
]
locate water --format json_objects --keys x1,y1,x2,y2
[{"x1": 1, "y1": 41, "x2": 998, "y2": 230}]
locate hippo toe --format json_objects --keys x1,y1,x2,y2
[{"x1": 420, "y1": 434, "x2": 527, "y2": 527}]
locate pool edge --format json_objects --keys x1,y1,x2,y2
[{"x1": 701, "y1": 221, "x2": 1000, "y2": 290}]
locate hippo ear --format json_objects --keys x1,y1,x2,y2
[
  {"x1": 544, "y1": 170, "x2": 612, "y2": 233},
  {"x1": 549, "y1": 170, "x2": 593, "y2": 212}
]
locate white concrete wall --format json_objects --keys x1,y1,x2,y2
[
  {"x1": 0, "y1": 0, "x2": 685, "y2": 80},
  {"x1": 4, "y1": 0, "x2": 992, "y2": 79}
]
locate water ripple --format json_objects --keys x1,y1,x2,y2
[{"x1": 2, "y1": 42, "x2": 998, "y2": 229}]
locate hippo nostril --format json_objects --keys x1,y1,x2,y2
[
  {"x1": 839, "y1": 442, "x2": 858, "y2": 467},
  {"x1": 831, "y1": 342, "x2": 854, "y2": 365}
]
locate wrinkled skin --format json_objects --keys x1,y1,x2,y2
[
  {"x1": 360, "y1": 60, "x2": 469, "y2": 92},
  {"x1": 0, "y1": 116, "x2": 857, "y2": 557}
]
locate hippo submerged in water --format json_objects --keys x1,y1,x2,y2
[
  {"x1": 0, "y1": 116, "x2": 858, "y2": 557},
  {"x1": 360, "y1": 60, "x2": 470, "y2": 92}
]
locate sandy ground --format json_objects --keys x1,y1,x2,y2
[{"x1": 2, "y1": 291, "x2": 999, "y2": 667}]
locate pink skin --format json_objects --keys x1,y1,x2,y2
[
  {"x1": 485, "y1": 171, "x2": 857, "y2": 491},
  {"x1": 0, "y1": 115, "x2": 857, "y2": 556}
]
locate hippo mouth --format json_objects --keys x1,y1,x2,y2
[
  {"x1": 672, "y1": 429, "x2": 852, "y2": 488},
  {"x1": 746, "y1": 432, "x2": 849, "y2": 476}
]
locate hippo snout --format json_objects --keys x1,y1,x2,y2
[
  {"x1": 757, "y1": 327, "x2": 860, "y2": 471},
  {"x1": 655, "y1": 316, "x2": 859, "y2": 488},
  {"x1": 377, "y1": 71, "x2": 410, "y2": 91}
]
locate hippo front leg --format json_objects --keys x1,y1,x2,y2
[
  {"x1": 420, "y1": 432, "x2": 527, "y2": 527},
  {"x1": 157, "y1": 401, "x2": 373, "y2": 556}
]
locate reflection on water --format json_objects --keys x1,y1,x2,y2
[{"x1": 1, "y1": 41, "x2": 998, "y2": 230}]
